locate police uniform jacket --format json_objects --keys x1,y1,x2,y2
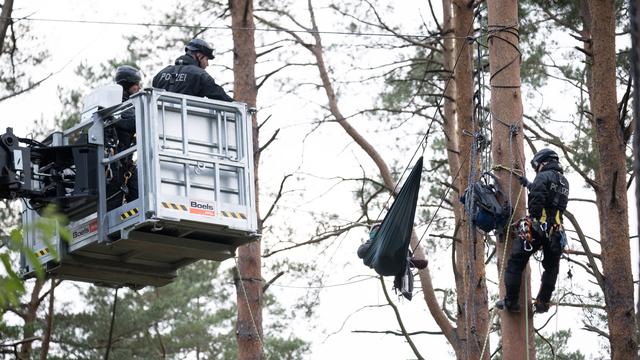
[
  {"x1": 152, "y1": 54, "x2": 233, "y2": 102},
  {"x1": 114, "y1": 92, "x2": 136, "y2": 151},
  {"x1": 528, "y1": 160, "x2": 569, "y2": 225}
]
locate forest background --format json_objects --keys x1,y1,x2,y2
[{"x1": 0, "y1": 0, "x2": 637, "y2": 359}]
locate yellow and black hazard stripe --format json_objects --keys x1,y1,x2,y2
[
  {"x1": 161, "y1": 202, "x2": 188, "y2": 211},
  {"x1": 220, "y1": 211, "x2": 247, "y2": 220},
  {"x1": 120, "y1": 208, "x2": 140, "y2": 220},
  {"x1": 36, "y1": 248, "x2": 50, "y2": 258}
]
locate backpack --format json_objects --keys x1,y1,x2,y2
[{"x1": 460, "y1": 173, "x2": 511, "y2": 233}]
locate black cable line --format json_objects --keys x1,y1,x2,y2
[
  {"x1": 374, "y1": 11, "x2": 480, "y2": 224},
  {"x1": 486, "y1": 24, "x2": 521, "y2": 89},
  {"x1": 2, "y1": 16, "x2": 474, "y2": 40},
  {"x1": 104, "y1": 287, "x2": 119, "y2": 360},
  {"x1": 269, "y1": 276, "x2": 375, "y2": 289},
  {"x1": 408, "y1": 12, "x2": 481, "y2": 252}
]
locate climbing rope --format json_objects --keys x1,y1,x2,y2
[
  {"x1": 478, "y1": 184, "x2": 524, "y2": 359},
  {"x1": 463, "y1": 30, "x2": 488, "y2": 352},
  {"x1": 104, "y1": 288, "x2": 119, "y2": 360},
  {"x1": 374, "y1": 10, "x2": 480, "y2": 224},
  {"x1": 233, "y1": 256, "x2": 265, "y2": 352}
]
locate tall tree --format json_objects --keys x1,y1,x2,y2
[
  {"x1": 588, "y1": 0, "x2": 637, "y2": 358},
  {"x1": 230, "y1": 0, "x2": 264, "y2": 359},
  {"x1": 452, "y1": 1, "x2": 490, "y2": 358},
  {"x1": 487, "y1": 0, "x2": 534, "y2": 359},
  {"x1": 255, "y1": 0, "x2": 497, "y2": 358},
  {"x1": 632, "y1": 0, "x2": 640, "y2": 335},
  {"x1": 517, "y1": 0, "x2": 635, "y2": 352}
]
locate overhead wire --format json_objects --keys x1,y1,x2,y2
[
  {"x1": 409, "y1": 11, "x2": 480, "y2": 253},
  {"x1": 374, "y1": 9, "x2": 480, "y2": 228},
  {"x1": 104, "y1": 288, "x2": 119, "y2": 360},
  {"x1": 2, "y1": 16, "x2": 474, "y2": 41}
]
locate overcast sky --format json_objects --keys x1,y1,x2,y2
[{"x1": 1, "y1": 1, "x2": 638, "y2": 359}]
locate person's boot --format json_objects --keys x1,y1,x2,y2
[
  {"x1": 409, "y1": 258, "x2": 428, "y2": 269},
  {"x1": 495, "y1": 298, "x2": 520, "y2": 313},
  {"x1": 533, "y1": 299, "x2": 550, "y2": 313}
]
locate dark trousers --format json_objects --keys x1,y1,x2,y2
[{"x1": 504, "y1": 228, "x2": 563, "y2": 304}]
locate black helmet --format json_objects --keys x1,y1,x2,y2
[
  {"x1": 185, "y1": 38, "x2": 215, "y2": 59},
  {"x1": 115, "y1": 65, "x2": 141, "y2": 85},
  {"x1": 530, "y1": 148, "x2": 559, "y2": 170}
]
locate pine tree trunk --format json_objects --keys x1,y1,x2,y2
[
  {"x1": 18, "y1": 280, "x2": 44, "y2": 360},
  {"x1": 442, "y1": 0, "x2": 458, "y2": 178},
  {"x1": 487, "y1": 1, "x2": 535, "y2": 359},
  {"x1": 0, "y1": 0, "x2": 14, "y2": 54},
  {"x1": 588, "y1": 1, "x2": 638, "y2": 358},
  {"x1": 631, "y1": 0, "x2": 640, "y2": 337},
  {"x1": 453, "y1": 1, "x2": 489, "y2": 358},
  {"x1": 230, "y1": 1, "x2": 263, "y2": 359},
  {"x1": 443, "y1": 2, "x2": 466, "y2": 357},
  {"x1": 39, "y1": 279, "x2": 56, "y2": 360}
]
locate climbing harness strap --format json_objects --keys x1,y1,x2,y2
[{"x1": 515, "y1": 216, "x2": 534, "y2": 252}]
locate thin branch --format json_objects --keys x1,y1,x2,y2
[
  {"x1": 257, "y1": 128, "x2": 280, "y2": 154},
  {"x1": 0, "y1": 73, "x2": 54, "y2": 103},
  {"x1": 260, "y1": 173, "x2": 292, "y2": 225},
  {"x1": 379, "y1": 277, "x2": 425, "y2": 360},
  {"x1": 583, "y1": 324, "x2": 609, "y2": 338},
  {"x1": 262, "y1": 271, "x2": 285, "y2": 293},
  {"x1": 352, "y1": 329, "x2": 443, "y2": 336},
  {"x1": 263, "y1": 222, "x2": 360, "y2": 257},
  {"x1": 563, "y1": 210, "x2": 604, "y2": 290}
]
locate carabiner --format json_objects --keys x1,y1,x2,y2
[
  {"x1": 523, "y1": 240, "x2": 533, "y2": 252},
  {"x1": 123, "y1": 171, "x2": 132, "y2": 185}
]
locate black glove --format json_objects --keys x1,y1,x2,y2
[{"x1": 518, "y1": 176, "x2": 530, "y2": 188}]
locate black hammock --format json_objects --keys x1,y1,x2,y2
[{"x1": 361, "y1": 157, "x2": 423, "y2": 276}]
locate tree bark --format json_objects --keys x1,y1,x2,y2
[
  {"x1": 487, "y1": 0, "x2": 535, "y2": 359},
  {"x1": 39, "y1": 279, "x2": 56, "y2": 360},
  {"x1": 0, "y1": 0, "x2": 14, "y2": 55},
  {"x1": 18, "y1": 279, "x2": 44, "y2": 360},
  {"x1": 230, "y1": 1, "x2": 263, "y2": 359},
  {"x1": 443, "y1": 2, "x2": 466, "y2": 357},
  {"x1": 452, "y1": 1, "x2": 489, "y2": 359},
  {"x1": 631, "y1": 0, "x2": 640, "y2": 338},
  {"x1": 588, "y1": 1, "x2": 638, "y2": 358}
]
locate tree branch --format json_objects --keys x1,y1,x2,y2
[
  {"x1": 262, "y1": 271, "x2": 285, "y2": 293},
  {"x1": 260, "y1": 173, "x2": 291, "y2": 226},
  {"x1": 379, "y1": 277, "x2": 425, "y2": 359},
  {"x1": 257, "y1": 128, "x2": 280, "y2": 155},
  {"x1": 563, "y1": 210, "x2": 604, "y2": 290}
]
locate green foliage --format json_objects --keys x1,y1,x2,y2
[
  {"x1": 41, "y1": 262, "x2": 308, "y2": 359},
  {"x1": 0, "y1": 205, "x2": 67, "y2": 309},
  {"x1": 535, "y1": 329, "x2": 586, "y2": 360}
]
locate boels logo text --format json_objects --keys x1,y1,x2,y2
[
  {"x1": 72, "y1": 220, "x2": 98, "y2": 239},
  {"x1": 189, "y1": 200, "x2": 215, "y2": 216}
]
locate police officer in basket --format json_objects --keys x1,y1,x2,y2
[{"x1": 152, "y1": 38, "x2": 233, "y2": 102}]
